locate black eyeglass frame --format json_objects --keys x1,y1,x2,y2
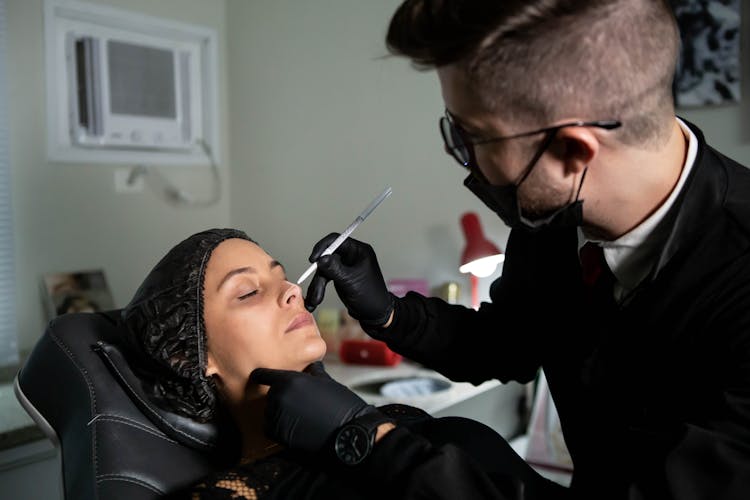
[{"x1": 439, "y1": 111, "x2": 622, "y2": 174}]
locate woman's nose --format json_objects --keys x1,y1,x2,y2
[{"x1": 281, "y1": 281, "x2": 302, "y2": 306}]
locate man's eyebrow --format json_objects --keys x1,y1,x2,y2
[
  {"x1": 217, "y1": 266, "x2": 257, "y2": 291},
  {"x1": 447, "y1": 110, "x2": 483, "y2": 135}
]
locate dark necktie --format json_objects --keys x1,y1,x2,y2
[
  {"x1": 579, "y1": 242, "x2": 617, "y2": 307},
  {"x1": 578, "y1": 243, "x2": 617, "y2": 382}
]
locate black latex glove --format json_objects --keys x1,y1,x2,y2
[
  {"x1": 251, "y1": 361, "x2": 379, "y2": 453},
  {"x1": 304, "y1": 233, "x2": 394, "y2": 327}
]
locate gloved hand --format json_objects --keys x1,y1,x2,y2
[
  {"x1": 304, "y1": 233, "x2": 394, "y2": 327},
  {"x1": 250, "y1": 361, "x2": 380, "y2": 453}
]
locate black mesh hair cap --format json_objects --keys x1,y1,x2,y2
[{"x1": 122, "y1": 228, "x2": 255, "y2": 422}]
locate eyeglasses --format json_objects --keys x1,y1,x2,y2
[{"x1": 439, "y1": 110, "x2": 622, "y2": 171}]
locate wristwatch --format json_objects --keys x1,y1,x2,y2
[{"x1": 334, "y1": 411, "x2": 395, "y2": 465}]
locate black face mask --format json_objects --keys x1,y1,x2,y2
[{"x1": 463, "y1": 168, "x2": 586, "y2": 232}]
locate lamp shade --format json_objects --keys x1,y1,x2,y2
[{"x1": 459, "y1": 212, "x2": 504, "y2": 278}]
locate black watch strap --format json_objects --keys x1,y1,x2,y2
[
  {"x1": 354, "y1": 410, "x2": 396, "y2": 432},
  {"x1": 334, "y1": 411, "x2": 395, "y2": 466}
]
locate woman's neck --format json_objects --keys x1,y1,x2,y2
[{"x1": 230, "y1": 396, "x2": 282, "y2": 462}]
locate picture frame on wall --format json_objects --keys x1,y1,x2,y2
[
  {"x1": 672, "y1": 0, "x2": 741, "y2": 107},
  {"x1": 41, "y1": 269, "x2": 115, "y2": 321}
]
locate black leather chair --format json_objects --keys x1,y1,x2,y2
[{"x1": 14, "y1": 310, "x2": 230, "y2": 500}]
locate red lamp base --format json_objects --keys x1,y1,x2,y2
[{"x1": 470, "y1": 274, "x2": 479, "y2": 310}]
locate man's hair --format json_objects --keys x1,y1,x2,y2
[{"x1": 386, "y1": 0, "x2": 680, "y2": 147}]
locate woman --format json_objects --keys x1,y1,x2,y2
[{"x1": 123, "y1": 228, "x2": 564, "y2": 499}]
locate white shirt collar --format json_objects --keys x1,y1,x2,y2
[{"x1": 579, "y1": 117, "x2": 698, "y2": 301}]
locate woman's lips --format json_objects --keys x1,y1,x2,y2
[{"x1": 285, "y1": 312, "x2": 314, "y2": 333}]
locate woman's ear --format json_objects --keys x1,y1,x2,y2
[{"x1": 205, "y1": 352, "x2": 219, "y2": 378}]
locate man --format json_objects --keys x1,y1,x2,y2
[{"x1": 252, "y1": 1, "x2": 750, "y2": 498}]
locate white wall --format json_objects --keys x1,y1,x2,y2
[
  {"x1": 225, "y1": 0, "x2": 508, "y2": 311},
  {"x1": 7, "y1": 0, "x2": 231, "y2": 354}
]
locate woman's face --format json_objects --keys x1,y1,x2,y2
[{"x1": 202, "y1": 238, "x2": 326, "y2": 402}]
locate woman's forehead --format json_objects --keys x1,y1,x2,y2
[{"x1": 207, "y1": 239, "x2": 272, "y2": 274}]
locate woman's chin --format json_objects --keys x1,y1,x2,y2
[
  {"x1": 309, "y1": 335, "x2": 328, "y2": 360},
  {"x1": 298, "y1": 336, "x2": 327, "y2": 367}
]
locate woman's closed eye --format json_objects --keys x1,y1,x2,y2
[{"x1": 238, "y1": 290, "x2": 258, "y2": 301}]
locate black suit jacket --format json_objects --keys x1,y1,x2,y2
[{"x1": 366, "y1": 121, "x2": 750, "y2": 499}]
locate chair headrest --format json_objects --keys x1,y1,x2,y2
[{"x1": 93, "y1": 340, "x2": 220, "y2": 452}]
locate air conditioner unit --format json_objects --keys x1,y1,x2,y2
[{"x1": 45, "y1": 0, "x2": 219, "y2": 165}]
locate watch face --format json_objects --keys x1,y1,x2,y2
[{"x1": 335, "y1": 425, "x2": 371, "y2": 465}]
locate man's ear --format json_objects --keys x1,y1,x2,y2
[{"x1": 552, "y1": 126, "x2": 599, "y2": 176}]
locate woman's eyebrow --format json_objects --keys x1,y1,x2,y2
[
  {"x1": 271, "y1": 260, "x2": 286, "y2": 275},
  {"x1": 217, "y1": 260, "x2": 286, "y2": 291},
  {"x1": 217, "y1": 266, "x2": 257, "y2": 291}
]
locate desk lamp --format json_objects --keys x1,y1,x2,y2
[{"x1": 459, "y1": 212, "x2": 504, "y2": 309}]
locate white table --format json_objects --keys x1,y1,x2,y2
[{"x1": 325, "y1": 357, "x2": 524, "y2": 439}]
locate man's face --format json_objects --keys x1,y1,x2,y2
[{"x1": 437, "y1": 65, "x2": 578, "y2": 220}]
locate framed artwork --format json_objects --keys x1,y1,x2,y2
[
  {"x1": 41, "y1": 269, "x2": 115, "y2": 321},
  {"x1": 672, "y1": 0, "x2": 741, "y2": 107}
]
